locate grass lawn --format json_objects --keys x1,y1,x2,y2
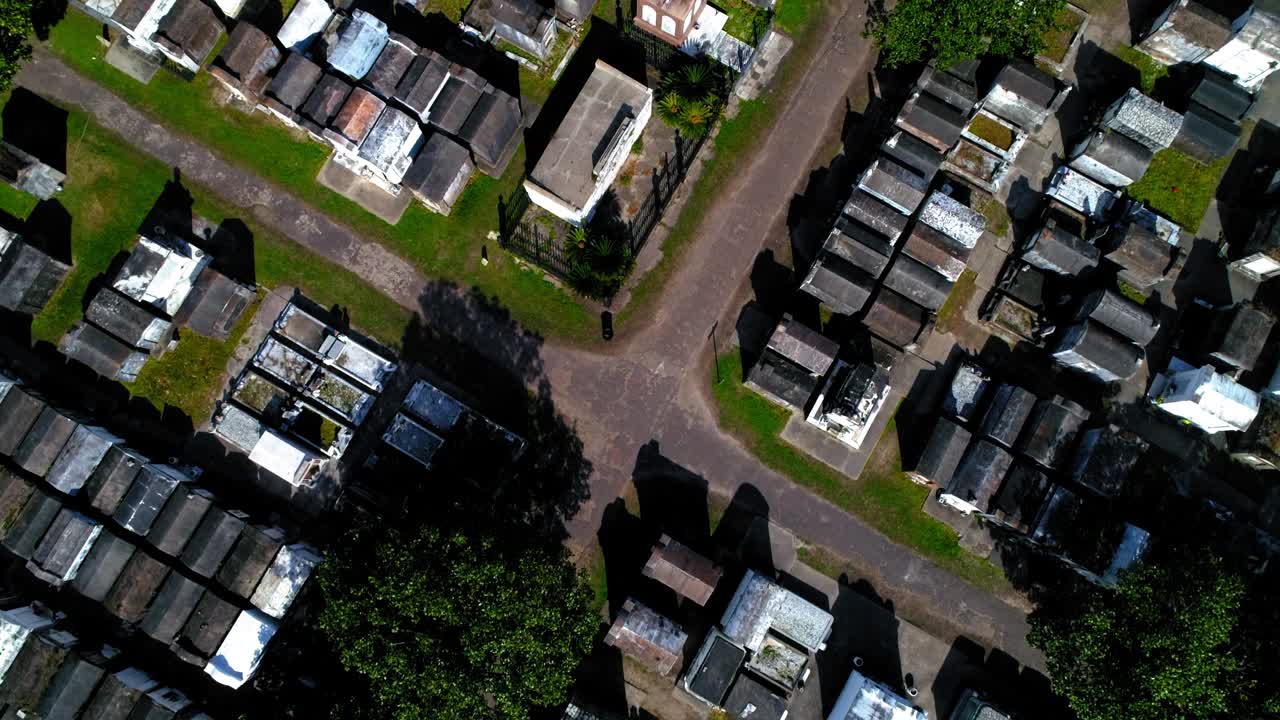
[
  {"x1": 772, "y1": 0, "x2": 819, "y2": 36},
  {"x1": 1039, "y1": 6, "x2": 1084, "y2": 64},
  {"x1": 46, "y1": 10, "x2": 595, "y2": 343},
  {"x1": 1126, "y1": 148, "x2": 1230, "y2": 232},
  {"x1": 710, "y1": 354, "x2": 1009, "y2": 592},
  {"x1": 0, "y1": 108, "x2": 413, "y2": 421},
  {"x1": 1117, "y1": 279, "x2": 1149, "y2": 305},
  {"x1": 973, "y1": 193, "x2": 1011, "y2": 238},
  {"x1": 967, "y1": 113, "x2": 1014, "y2": 150},
  {"x1": 715, "y1": 0, "x2": 769, "y2": 43},
  {"x1": 936, "y1": 269, "x2": 978, "y2": 334},
  {"x1": 1114, "y1": 46, "x2": 1169, "y2": 95}
]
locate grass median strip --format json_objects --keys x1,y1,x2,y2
[
  {"x1": 710, "y1": 354, "x2": 1009, "y2": 592},
  {"x1": 0, "y1": 108, "x2": 412, "y2": 421},
  {"x1": 45, "y1": 10, "x2": 594, "y2": 343}
]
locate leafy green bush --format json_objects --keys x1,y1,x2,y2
[
  {"x1": 655, "y1": 62, "x2": 726, "y2": 137},
  {"x1": 566, "y1": 226, "x2": 635, "y2": 300}
]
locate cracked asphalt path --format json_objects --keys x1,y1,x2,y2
[{"x1": 18, "y1": 9, "x2": 1045, "y2": 672}]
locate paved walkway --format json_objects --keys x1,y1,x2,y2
[{"x1": 18, "y1": 12, "x2": 1045, "y2": 672}]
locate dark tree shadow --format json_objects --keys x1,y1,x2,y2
[
  {"x1": 22, "y1": 199, "x2": 72, "y2": 265},
  {"x1": 1064, "y1": 43, "x2": 1140, "y2": 138},
  {"x1": 203, "y1": 218, "x2": 257, "y2": 285},
  {"x1": 632, "y1": 440, "x2": 712, "y2": 550},
  {"x1": 1, "y1": 88, "x2": 69, "y2": 173},
  {"x1": 31, "y1": 0, "x2": 69, "y2": 40},
  {"x1": 812, "y1": 579, "x2": 904, "y2": 714}
]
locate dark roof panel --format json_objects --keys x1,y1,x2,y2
[
  {"x1": 881, "y1": 130, "x2": 943, "y2": 181},
  {"x1": 800, "y1": 254, "x2": 875, "y2": 315},
  {"x1": 1078, "y1": 288, "x2": 1161, "y2": 345},
  {"x1": 13, "y1": 406, "x2": 79, "y2": 477},
  {"x1": 992, "y1": 462, "x2": 1051, "y2": 532},
  {"x1": 85, "y1": 287, "x2": 172, "y2": 351},
  {"x1": 686, "y1": 634, "x2": 744, "y2": 705},
  {"x1": 902, "y1": 222, "x2": 971, "y2": 281},
  {"x1": 181, "y1": 506, "x2": 249, "y2": 578},
  {"x1": 104, "y1": 550, "x2": 170, "y2": 623},
  {"x1": 1, "y1": 488, "x2": 62, "y2": 559},
  {"x1": 298, "y1": 72, "x2": 352, "y2": 125},
  {"x1": 266, "y1": 52, "x2": 322, "y2": 109},
  {"x1": 216, "y1": 524, "x2": 286, "y2": 598},
  {"x1": 395, "y1": 51, "x2": 451, "y2": 121},
  {"x1": 1021, "y1": 219, "x2": 1099, "y2": 276},
  {"x1": 0, "y1": 385, "x2": 45, "y2": 455},
  {"x1": 173, "y1": 269, "x2": 252, "y2": 341},
  {"x1": 1209, "y1": 302, "x2": 1274, "y2": 371},
  {"x1": 1106, "y1": 223, "x2": 1171, "y2": 288},
  {"x1": 826, "y1": 217, "x2": 893, "y2": 276},
  {"x1": 882, "y1": 254, "x2": 954, "y2": 311},
  {"x1": 1071, "y1": 426, "x2": 1149, "y2": 497},
  {"x1": 862, "y1": 288, "x2": 930, "y2": 348},
  {"x1": 175, "y1": 592, "x2": 238, "y2": 664},
  {"x1": 896, "y1": 91, "x2": 966, "y2": 150},
  {"x1": 140, "y1": 573, "x2": 206, "y2": 644},
  {"x1": 1191, "y1": 70, "x2": 1254, "y2": 121},
  {"x1": 978, "y1": 384, "x2": 1037, "y2": 448},
  {"x1": 403, "y1": 133, "x2": 475, "y2": 209},
  {"x1": 908, "y1": 417, "x2": 971, "y2": 485},
  {"x1": 1018, "y1": 397, "x2": 1088, "y2": 469},
  {"x1": 70, "y1": 530, "x2": 136, "y2": 602},
  {"x1": 364, "y1": 35, "x2": 419, "y2": 99},
  {"x1": 945, "y1": 439, "x2": 1014, "y2": 512},
  {"x1": 1174, "y1": 102, "x2": 1242, "y2": 163},
  {"x1": 146, "y1": 486, "x2": 213, "y2": 557},
  {"x1": 843, "y1": 189, "x2": 909, "y2": 242},
  {"x1": 84, "y1": 445, "x2": 147, "y2": 517}
]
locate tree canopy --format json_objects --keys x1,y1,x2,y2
[
  {"x1": 0, "y1": 0, "x2": 36, "y2": 92},
  {"x1": 1028, "y1": 553, "x2": 1280, "y2": 720},
  {"x1": 317, "y1": 524, "x2": 599, "y2": 720},
  {"x1": 865, "y1": 0, "x2": 1066, "y2": 68}
]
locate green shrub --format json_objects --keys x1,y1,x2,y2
[
  {"x1": 566, "y1": 227, "x2": 634, "y2": 300},
  {"x1": 656, "y1": 62, "x2": 726, "y2": 137}
]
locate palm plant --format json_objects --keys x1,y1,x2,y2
[
  {"x1": 656, "y1": 93, "x2": 684, "y2": 128},
  {"x1": 655, "y1": 61, "x2": 723, "y2": 137}
]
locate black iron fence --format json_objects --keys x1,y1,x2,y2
[
  {"x1": 627, "y1": 129, "x2": 708, "y2": 254},
  {"x1": 498, "y1": 127, "x2": 708, "y2": 283},
  {"x1": 501, "y1": 219, "x2": 576, "y2": 280}
]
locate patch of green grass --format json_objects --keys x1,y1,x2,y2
[
  {"x1": 19, "y1": 109, "x2": 413, "y2": 421},
  {"x1": 710, "y1": 354, "x2": 1007, "y2": 591},
  {"x1": 127, "y1": 298, "x2": 259, "y2": 421},
  {"x1": 1117, "y1": 279, "x2": 1149, "y2": 305},
  {"x1": 0, "y1": 182, "x2": 37, "y2": 220},
  {"x1": 421, "y1": 0, "x2": 473, "y2": 22},
  {"x1": 1114, "y1": 46, "x2": 1170, "y2": 95},
  {"x1": 818, "y1": 306, "x2": 834, "y2": 330},
  {"x1": 586, "y1": 545, "x2": 609, "y2": 617},
  {"x1": 967, "y1": 113, "x2": 1014, "y2": 150},
  {"x1": 935, "y1": 269, "x2": 978, "y2": 334},
  {"x1": 716, "y1": 0, "x2": 769, "y2": 43},
  {"x1": 1039, "y1": 6, "x2": 1084, "y2": 63},
  {"x1": 46, "y1": 10, "x2": 595, "y2": 343},
  {"x1": 973, "y1": 194, "x2": 1011, "y2": 238},
  {"x1": 1127, "y1": 148, "x2": 1230, "y2": 233},
  {"x1": 772, "y1": 0, "x2": 819, "y2": 36}
]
